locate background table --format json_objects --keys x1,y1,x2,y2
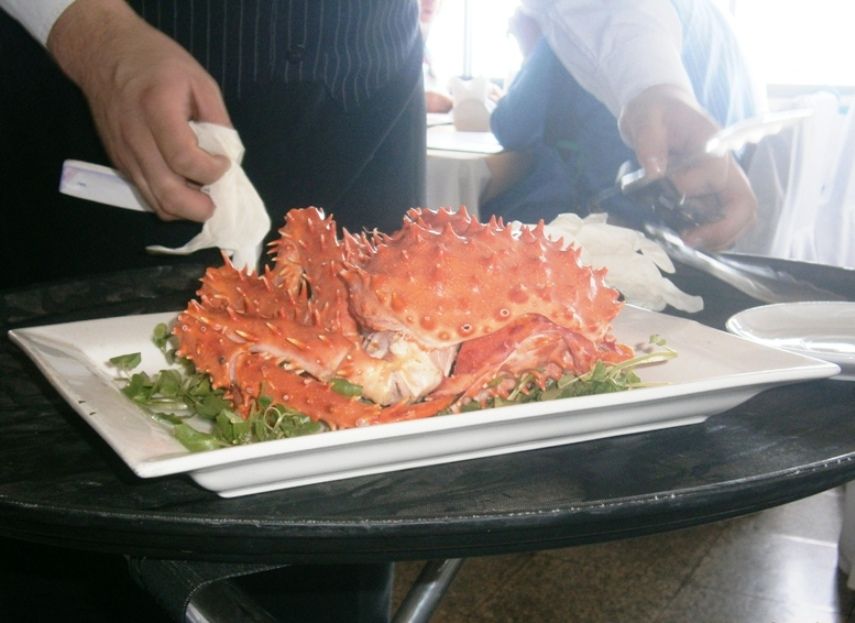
[
  {"x1": 2, "y1": 256, "x2": 855, "y2": 569},
  {"x1": 426, "y1": 149, "x2": 492, "y2": 215},
  {"x1": 425, "y1": 124, "x2": 503, "y2": 215}
]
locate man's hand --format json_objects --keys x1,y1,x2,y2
[
  {"x1": 618, "y1": 85, "x2": 757, "y2": 250},
  {"x1": 48, "y1": 0, "x2": 231, "y2": 222}
]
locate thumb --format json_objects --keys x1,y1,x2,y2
[{"x1": 628, "y1": 120, "x2": 669, "y2": 179}]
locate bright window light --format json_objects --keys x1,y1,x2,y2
[
  {"x1": 727, "y1": 0, "x2": 855, "y2": 87},
  {"x1": 426, "y1": 0, "x2": 855, "y2": 92},
  {"x1": 425, "y1": 0, "x2": 522, "y2": 87}
]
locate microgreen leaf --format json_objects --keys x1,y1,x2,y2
[
  {"x1": 649, "y1": 334, "x2": 667, "y2": 347},
  {"x1": 152, "y1": 323, "x2": 171, "y2": 350},
  {"x1": 173, "y1": 423, "x2": 227, "y2": 451},
  {"x1": 108, "y1": 352, "x2": 142, "y2": 372},
  {"x1": 330, "y1": 378, "x2": 363, "y2": 397}
]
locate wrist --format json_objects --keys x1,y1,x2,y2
[{"x1": 46, "y1": 0, "x2": 140, "y2": 90}]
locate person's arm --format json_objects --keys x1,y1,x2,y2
[
  {"x1": 29, "y1": 0, "x2": 231, "y2": 222},
  {"x1": 520, "y1": 0, "x2": 692, "y2": 119},
  {"x1": 519, "y1": 0, "x2": 756, "y2": 250}
]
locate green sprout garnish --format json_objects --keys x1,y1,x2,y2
[
  {"x1": 451, "y1": 336, "x2": 677, "y2": 412},
  {"x1": 330, "y1": 378, "x2": 364, "y2": 397},
  {"x1": 109, "y1": 328, "x2": 675, "y2": 452},
  {"x1": 107, "y1": 324, "x2": 328, "y2": 452},
  {"x1": 108, "y1": 352, "x2": 141, "y2": 372}
]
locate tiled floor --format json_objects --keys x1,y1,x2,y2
[{"x1": 393, "y1": 488, "x2": 855, "y2": 623}]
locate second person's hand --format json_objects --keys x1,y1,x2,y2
[{"x1": 618, "y1": 84, "x2": 757, "y2": 251}]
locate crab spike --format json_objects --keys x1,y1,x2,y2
[
  {"x1": 261, "y1": 273, "x2": 273, "y2": 292},
  {"x1": 521, "y1": 226, "x2": 537, "y2": 244},
  {"x1": 265, "y1": 321, "x2": 283, "y2": 336},
  {"x1": 285, "y1": 336, "x2": 308, "y2": 350}
]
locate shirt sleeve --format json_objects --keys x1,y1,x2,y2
[
  {"x1": 519, "y1": 0, "x2": 695, "y2": 118},
  {"x1": 1, "y1": 0, "x2": 77, "y2": 46}
]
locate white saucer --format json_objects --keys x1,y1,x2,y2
[{"x1": 726, "y1": 301, "x2": 855, "y2": 381}]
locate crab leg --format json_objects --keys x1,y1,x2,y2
[{"x1": 230, "y1": 354, "x2": 456, "y2": 429}]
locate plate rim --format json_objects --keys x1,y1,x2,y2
[
  {"x1": 725, "y1": 301, "x2": 855, "y2": 376},
  {"x1": 9, "y1": 307, "x2": 841, "y2": 490}
]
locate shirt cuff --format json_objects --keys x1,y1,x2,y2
[{"x1": 2, "y1": 0, "x2": 77, "y2": 46}]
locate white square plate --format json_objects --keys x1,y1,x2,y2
[{"x1": 8, "y1": 306, "x2": 840, "y2": 497}]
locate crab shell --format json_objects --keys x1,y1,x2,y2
[{"x1": 341, "y1": 207, "x2": 623, "y2": 349}]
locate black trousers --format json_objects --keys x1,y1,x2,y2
[{"x1": 0, "y1": 11, "x2": 426, "y2": 290}]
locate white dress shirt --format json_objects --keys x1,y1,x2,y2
[
  {"x1": 0, "y1": 0, "x2": 75, "y2": 45},
  {"x1": 520, "y1": 0, "x2": 695, "y2": 117}
]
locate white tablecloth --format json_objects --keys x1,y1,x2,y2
[
  {"x1": 425, "y1": 150, "x2": 491, "y2": 216},
  {"x1": 424, "y1": 125, "x2": 502, "y2": 217}
]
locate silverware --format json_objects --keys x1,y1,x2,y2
[
  {"x1": 589, "y1": 109, "x2": 839, "y2": 303},
  {"x1": 643, "y1": 222, "x2": 844, "y2": 303},
  {"x1": 60, "y1": 160, "x2": 151, "y2": 212},
  {"x1": 592, "y1": 109, "x2": 815, "y2": 231},
  {"x1": 618, "y1": 108, "x2": 814, "y2": 196}
]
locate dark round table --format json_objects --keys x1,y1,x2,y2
[{"x1": 2, "y1": 258, "x2": 855, "y2": 568}]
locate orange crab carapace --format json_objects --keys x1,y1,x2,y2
[{"x1": 172, "y1": 206, "x2": 632, "y2": 429}]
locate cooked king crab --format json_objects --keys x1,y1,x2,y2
[{"x1": 172, "y1": 206, "x2": 631, "y2": 429}]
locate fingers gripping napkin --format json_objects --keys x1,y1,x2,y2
[
  {"x1": 146, "y1": 122, "x2": 271, "y2": 270},
  {"x1": 60, "y1": 123, "x2": 270, "y2": 271}
]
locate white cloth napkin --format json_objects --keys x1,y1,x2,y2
[
  {"x1": 146, "y1": 122, "x2": 271, "y2": 271},
  {"x1": 543, "y1": 213, "x2": 704, "y2": 313}
]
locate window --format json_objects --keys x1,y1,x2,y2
[
  {"x1": 425, "y1": 0, "x2": 523, "y2": 88},
  {"x1": 427, "y1": 0, "x2": 855, "y2": 96},
  {"x1": 716, "y1": 0, "x2": 855, "y2": 92}
]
